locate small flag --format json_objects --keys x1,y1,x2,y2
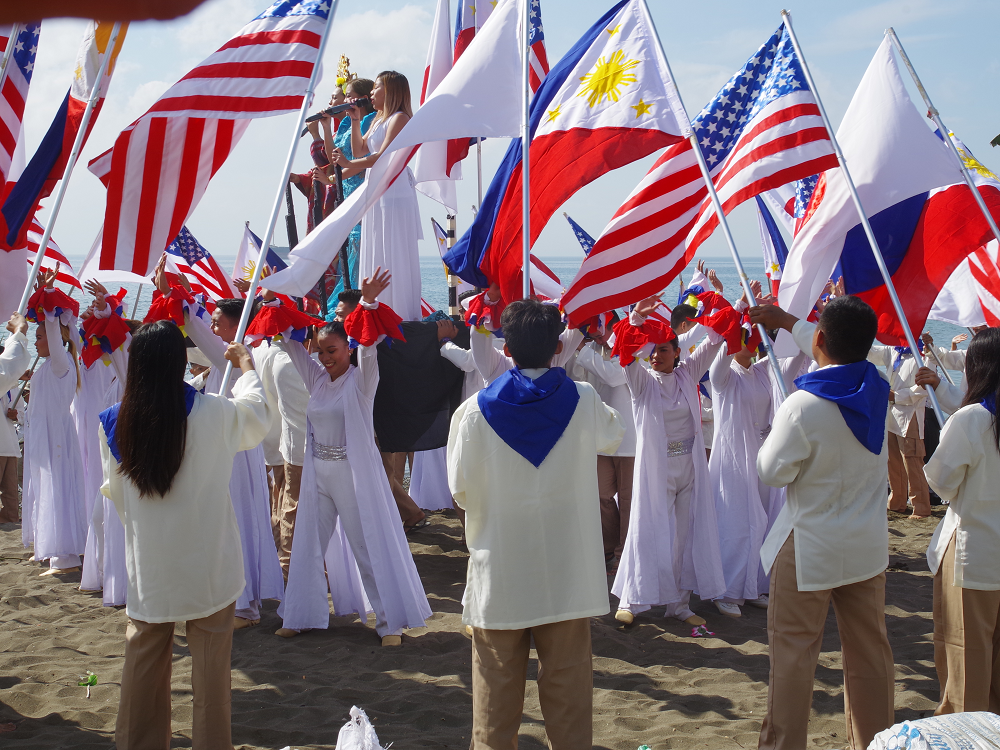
[{"x1": 564, "y1": 213, "x2": 595, "y2": 255}]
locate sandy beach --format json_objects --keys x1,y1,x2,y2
[{"x1": 0, "y1": 507, "x2": 944, "y2": 749}]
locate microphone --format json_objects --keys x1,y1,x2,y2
[{"x1": 300, "y1": 98, "x2": 370, "y2": 137}]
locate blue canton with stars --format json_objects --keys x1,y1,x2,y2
[
  {"x1": 793, "y1": 174, "x2": 819, "y2": 218},
  {"x1": 166, "y1": 226, "x2": 210, "y2": 264},
  {"x1": 255, "y1": 0, "x2": 330, "y2": 21},
  {"x1": 692, "y1": 25, "x2": 809, "y2": 170},
  {"x1": 11, "y1": 24, "x2": 41, "y2": 82},
  {"x1": 565, "y1": 214, "x2": 595, "y2": 255},
  {"x1": 528, "y1": 0, "x2": 544, "y2": 46}
]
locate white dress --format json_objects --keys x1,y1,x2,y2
[
  {"x1": 277, "y1": 335, "x2": 431, "y2": 637},
  {"x1": 359, "y1": 114, "x2": 423, "y2": 322},
  {"x1": 611, "y1": 320, "x2": 726, "y2": 619},
  {"x1": 23, "y1": 318, "x2": 88, "y2": 566}
]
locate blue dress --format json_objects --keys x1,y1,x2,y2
[{"x1": 328, "y1": 112, "x2": 376, "y2": 314}]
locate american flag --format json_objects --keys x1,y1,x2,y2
[
  {"x1": 91, "y1": 0, "x2": 329, "y2": 278},
  {"x1": 525, "y1": 0, "x2": 548, "y2": 94},
  {"x1": 420, "y1": 297, "x2": 435, "y2": 317},
  {"x1": 0, "y1": 24, "x2": 40, "y2": 186},
  {"x1": 165, "y1": 226, "x2": 240, "y2": 300},
  {"x1": 564, "y1": 213, "x2": 595, "y2": 255},
  {"x1": 27, "y1": 215, "x2": 80, "y2": 289},
  {"x1": 561, "y1": 24, "x2": 838, "y2": 326}
]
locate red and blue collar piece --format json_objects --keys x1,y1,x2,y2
[
  {"x1": 245, "y1": 298, "x2": 324, "y2": 347},
  {"x1": 343, "y1": 302, "x2": 406, "y2": 349},
  {"x1": 464, "y1": 290, "x2": 506, "y2": 337},
  {"x1": 80, "y1": 295, "x2": 131, "y2": 368},
  {"x1": 143, "y1": 285, "x2": 197, "y2": 329},
  {"x1": 26, "y1": 286, "x2": 79, "y2": 327},
  {"x1": 611, "y1": 315, "x2": 676, "y2": 367}
]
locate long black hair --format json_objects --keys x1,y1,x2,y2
[
  {"x1": 961, "y1": 327, "x2": 1000, "y2": 452},
  {"x1": 116, "y1": 321, "x2": 190, "y2": 497}
]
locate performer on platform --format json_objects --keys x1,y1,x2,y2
[
  {"x1": 332, "y1": 71, "x2": 423, "y2": 321},
  {"x1": 274, "y1": 268, "x2": 431, "y2": 645},
  {"x1": 448, "y1": 299, "x2": 623, "y2": 749},
  {"x1": 611, "y1": 294, "x2": 729, "y2": 627},
  {"x1": 22, "y1": 270, "x2": 87, "y2": 574},
  {"x1": 0, "y1": 313, "x2": 30, "y2": 524},
  {"x1": 749, "y1": 297, "x2": 895, "y2": 750},
  {"x1": 924, "y1": 328, "x2": 1000, "y2": 715},
  {"x1": 100, "y1": 321, "x2": 271, "y2": 749}
]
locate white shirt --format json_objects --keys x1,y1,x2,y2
[
  {"x1": 440, "y1": 341, "x2": 486, "y2": 401},
  {"x1": 869, "y1": 345, "x2": 927, "y2": 438},
  {"x1": 253, "y1": 344, "x2": 283, "y2": 466},
  {"x1": 100, "y1": 371, "x2": 272, "y2": 623},
  {"x1": 0, "y1": 331, "x2": 29, "y2": 457},
  {"x1": 448, "y1": 369, "x2": 624, "y2": 629},
  {"x1": 925, "y1": 403, "x2": 1000, "y2": 589},
  {"x1": 757, "y1": 320, "x2": 889, "y2": 591},
  {"x1": 573, "y1": 343, "x2": 636, "y2": 456},
  {"x1": 470, "y1": 326, "x2": 584, "y2": 386}
]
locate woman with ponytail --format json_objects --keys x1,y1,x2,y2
[
  {"x1": 22, "y1": 268, "x2": 87, "y2": 574},
  {"x1": 925, "y1": 328, "x2": 1000, "y2": 715},
  {"x1": 99, "y1": 320, "x2": 271, "y2": 747}
]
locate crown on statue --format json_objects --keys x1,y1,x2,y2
[{"x1": 335, "y1": 55, "x2": 355, "y2": 88}]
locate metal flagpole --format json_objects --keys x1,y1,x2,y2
[
  {"x1": 924, "y1": 344, "x2": 956, "y2": 386},
  {"x1": 17, "y1": 22, "x2": 124, "y2": 315},
  {"x1": 446, "y1": 214, "x2": 459, "y2": 316},
  {"x1": 476, "y1": 137, "x2": 483, "y2": 208},
  {"x1": 0, "y1": 24, "x2": 20, "y2": 95},
  {"x1": 646, "y1": 6, "x2": 788, "y2": 398},
  {"x1": 781, "y1": 10, "x2": 947, "y2": 424},
  {"x1": 9, "y1": 354, "x2": 38, "y2": 409},
  {"x1": 129, "y1": 291, "x2": 141, "y2": 319},
  {"x1": 887, "y1": 28, "x2": 1000, "y2": 267},
  {"x1": 219, "y1": 4, "x2": 338, "y2": 394},
  {"x1": 520, "y1": 0, "x2": 531, "y2": 300}
]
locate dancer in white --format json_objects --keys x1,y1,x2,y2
[
  {"x1": 273, "y1": 268, "x2": 431, "y2": 646},
  {"x1": 22, "y1": 271, "x2": 87, "y2": 574},
  {"x1": 332, "y1": 71, "x2": 422, "y2": 321},
  {"x1": 0, "y1": 313, "x2": 30, "y2": 524},
  {"x1": 152, "y1": 255, "x2": 284, "y2": 628},
  {"x1": 612, "y1": 294, "x2": 730, "y2": 627}
]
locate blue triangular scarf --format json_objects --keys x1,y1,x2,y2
[
  {"x1": 100, "y1": 383, "x2": 198, "y2": 464},
  {"x1": 794, "y1": 361, "x2": 889, "y2": 455},
  {"x1": 983, "y1": 393, "x2": 997, "y2": 415},
  {"x1": 478, "y1": 367, "x2": 580, "y2": 468},
  {"x1": 892, "y1": 340, "x2": 923, "y2": 371}
]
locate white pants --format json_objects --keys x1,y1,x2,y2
[{"x1": 314, "y1": 458, "x2": 399, "y2": 637}]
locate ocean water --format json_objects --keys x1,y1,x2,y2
[{"x1": 36, "y1": 253, "x2": 970, "y2": 382}]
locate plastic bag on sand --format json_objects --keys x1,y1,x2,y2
[
  {"x1": 336, "y1": 706, "x2": 386, "y2": 750},
  {"x1": 867, "y1": 711, "x2": 1000, "y2": 750}
]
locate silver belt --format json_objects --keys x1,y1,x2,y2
[
  {"x1": 312, "y1": 441, "x2": 348, "y2": 461},
  {"x1": 667, "y1": 436, "x2": 696, "y2": 457},
  {"x1": 759, "y1": 425, "x2": 772, "y2": 442}
]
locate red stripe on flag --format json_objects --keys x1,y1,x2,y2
[
  {"x1": 710, "y1": 128, "x2": 834, "y2": 195},
  {"x1": 217, "y1": 29, "x2": 321, "y2": 51},
  {"x1": 177, "y1": 60, "x2": 314, "y2": 81},
  {"x1": 101, "y1": 128, "x2": 133, "y2": 270},
  {"x1": 212, "y1": 119, "x2": 235, "y2": 174},
  {"x1": 133, "y1": 118, "x2": 168, "y2": 275},
  {"x1": 168, "y1": 119, "x2": 205, "y2": 245},
  {"x1": 146, "y1": 94, "x2": 304, "y2": 115}
]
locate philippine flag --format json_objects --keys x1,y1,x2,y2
[
  {"x1": 1, "y1": 21, "x2": 126, "y2": 249},
  {"x1": 776, "y1": 36, "x2": 975, "y2": 349},
  {"x1": 443, "y1": 0, "x2": 688, "y2": 304}
]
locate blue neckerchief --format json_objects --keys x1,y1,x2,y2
[
  {"x1": 794, "y1": 360, "x2": 890, "y2": 455},
  {"x1": 477, "y1": 367, "x2": 580, "y2": 468},
  {"x1": 699, "y1": 370, "x2": 711, "y2": 400},
  {"x1": 983, "y1": 393, "x2": 997, "y2": 416},
  {"x1": 892, "y1": 340, "x2": 923, "y2": 371},
  {"x1": 100, "y1": 383, "x2": 197, "y2": 464}
]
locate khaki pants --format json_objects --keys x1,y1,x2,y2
[
  {"x1": 268, "y1": 464, "x2": 284, "y2": 549},
  {"x1": 471, "y1": 618, "x2": 593, "y2": 750},
  {"x1": 933, "y1": 533, "x2": 1000, "y2": 714},
  {"x1": 116, "y1": 602, "x2": 236, "y2": 750},
  {"x1": 272, "y1": 463, "x2": 302, "y2": 581},
  {"x1": 887, "y1": 420, "x2": 930, "y2": 516},
  {"x1": 759, "y1": 535, "x2": 894, "y2": 750},
  {"x1": 0, "y1": 454, "x2": 18, "y2": 523},
  {"x1": 597, "y1": 455, "x2": 634, "y2": 560}
]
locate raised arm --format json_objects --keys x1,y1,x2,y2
[
  {"x1": 0, "y1": 315, "x2": 30, "y2": 393},
  {"x1": 274, "y1": 337, "x2": 328, "y2": 393},
  {"x1": 44, "y1": 317, "x2": 71, "y2": 379},
  {"x1": 471, "y1": 328, "x2": 510, "y2": 385},
  {"x1": 182, "y1": 308, "x2": 229, "y2": 370},
  {"x1": 551, "y1": 327, "x2": 584, "y2": 369},
  {"x1": 441, "y1": 341, "x2": 477, "y2": 373},
  {"x1": 681, "y1": 332, "x2": 725, "y2": 383},
  {"x1": 708, "y1": 345, "x2": 733, "y2": 392},
  {"x1": 575, "y1": 344, "x2": 627, "y2": 388}
]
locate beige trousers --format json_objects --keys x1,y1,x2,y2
[
  {"x1": 116, "y1": 602, "x2": 236, "y2": 750},
  {"x1": 0, "y1": 454, "x2": 18, "y2": 523},
  {"x1": 276, "y1": 463, "x2": 302, "y2": 580},
  {"x1": 887, "y1": 419, "x2": 930, "y2": 515},
  {"x1": 933, "y1": 532, "x2": 1000, "y2": 714},
  {"x1": 471, "y1": 618, "x2": 593, "y2": 750},
  {"x1": 597, "y1": 455, "x2": 634, "y2": 559},
  {"x1": 759, "y1": 535, "x2": 894, "y2": 750},
  {"x1": 268, "y1": 464, "x2": 284, "y2": 550}
]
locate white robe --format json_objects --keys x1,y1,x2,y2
[
  {"x1": 184, "y1": 310, "x2": 284, "y2": 609},
  {"x1": 277, "y1": 337, "x2": 431, "y2": 634},
  {"x1": 612, "y1": 331, "x2": 727, "y2": 611},
  {"x1": 23, "y1": 318, "x2": 87, "y2": 561}
]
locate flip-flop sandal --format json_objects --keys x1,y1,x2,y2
[{"x1": 405, "y1": 518, "x2": 430, "y2": 534}]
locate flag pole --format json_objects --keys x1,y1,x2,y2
[
  {"x1": 476, "y1": 137, "x2": 483, "y2": 208},
  {"x1": 0, "y1": 24, "x2": 20, "y2": 95},
  {"x1": 219, "y1": 4, "x2": 338, "y2": 394},
  {"x1": 17, "y1": 21, "x2": 124, "y2": 315},
  {"x1": 520, "y1": 0, "x2": 531, "y2": 300},
  {"x1": 781, "y1": 10, "x2": 947, "y2": 424},
  {"x1": 887, "y1": 28, "x2": 1000, "y2": 257},
  {"x1": 645, "y1": 4, "x2": 788, "y2": 398}
]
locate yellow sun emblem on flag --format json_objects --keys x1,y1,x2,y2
[
  {"x1": 242, "y1": 259, "x2": 257, "y2": 280},
  {"x1": 577, "y1": 50, "x2": 639, "y2": 108}
]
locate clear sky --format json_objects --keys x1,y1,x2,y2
[{"x1": 21, "y1": 0, "x2": 1000, "y2": 269}]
